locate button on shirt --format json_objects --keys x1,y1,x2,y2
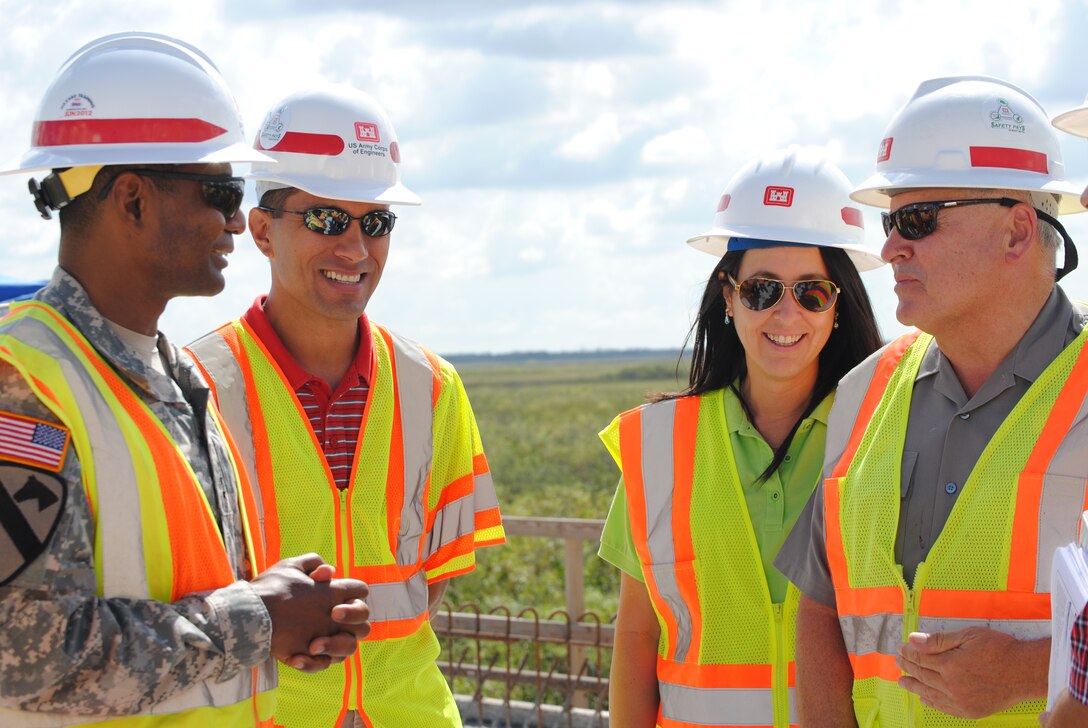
[
  {"x1": 599, "y1": 385, "x2": 833, "y2": 604},
  {"x1": 777, "y1": 287, "x2": 1087, "y2": 605},
  {"x1": 242, "y1": 297, "x2": 373, "y2": 490}
]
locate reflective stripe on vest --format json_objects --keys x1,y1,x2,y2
[
  {"x1": 0, "y1": 301, "x2": 274, "y2": 727},
  {"x1": 825, "y1": 328, "x2": 1088, "y2": 726},
  {"x1": 187, "y1": 318, "x2": 468, "y2": 728},
  {"x1": 601, "y1": 391, "x2": 800, "y2": 728}
]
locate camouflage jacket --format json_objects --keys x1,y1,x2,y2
[{"x1": 0, "y1": 268, "x2": 272, "y2": 717}]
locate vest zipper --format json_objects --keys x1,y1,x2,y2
[
  {"x1": 904, "y1": 562, "x2": 926, "y2": 725},
  {"x1": 338, "y1": 486, "x2": 363, "y2": 714},
  {"x1": 772, "y1": 602, "x2": 787, "y2": 728}
]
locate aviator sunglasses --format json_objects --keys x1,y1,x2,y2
[
  {"x1": 98, "y1": 168, "x2": 246, "y2": 219},
  {"x1": 881, "y1": 197, "x2": 1020, "y2": 240},
  {"x1": 258, "y1": 206, "x2": 397, "y2": 238},
  {"x1": 727, "y1": 273, "x2": 839, "y2": 313}
]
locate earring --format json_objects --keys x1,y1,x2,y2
[
  {"x1": 723, "y1": 312, "x2": 731, "y2": 325},
  {"x1": 833, "y1": 311, "x2": 840, "y2": 330}
]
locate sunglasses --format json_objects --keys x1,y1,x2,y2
[
  {"x1": 881, "y1": 197, "x2": 1019, "y2": 240},
  {"x1": 728, "y1": 273, "x2": 840, "y2": 313},
  {"x1": 259, "y1": 206, "x2": 397, "y2": 238},
  {"x1": 98, "y1": 168, "x2": 245, "y2": 219}
]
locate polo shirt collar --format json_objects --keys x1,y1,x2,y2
[{"x1": 240, "y1": 295, "x2": 373, "y2": 390}]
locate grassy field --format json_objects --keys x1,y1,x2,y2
[{"x1": 442, "y1": 353, "x2": 688, "y2": 620}]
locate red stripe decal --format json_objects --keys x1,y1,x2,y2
[
  {"x1": 33, "y1": 118, "x2": 227, "y2": 146},
  {"x1": 841, "y1": 206, "x2": 864, "y2": 228},
  {"x1": 717, "y1": 194, "x2": 731, "y2": 212},
  {"x1": 259, "y1": 131, "x2": 344, "y2": 155},
  {"x1": 969, "y1": 146, "x2": 1048, "y2": 174}
]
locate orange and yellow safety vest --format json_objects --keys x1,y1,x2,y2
[
  {"x1": 188, "y1": 318, "x2": 503, "y2": 728},
  {"x1": 601, "y1": 390, "x2": 800, "y2": 728},
  {"x1": 825, "y1": 330, "x2": 1088, "y2": 727},
  {"x1": 0, "y1": 300, "x2": 274, "y2": 727}
]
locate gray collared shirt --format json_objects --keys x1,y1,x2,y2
[
  {"x1": 0, "y1": 267, "x2": 271, "y2": 717},
  {"x1": 777, "y1": 287, "x2": 1087, "y2": 605}
]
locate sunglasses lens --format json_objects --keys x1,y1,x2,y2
[
  {"x1": 794, "y1": 280, "x2": 838, "y2": 312},
  {"x1": 302, "y1": 208, "x2": 352, "y2": 235},
  {"x1": 738, "y1": 278, "x2": 785, "y2": 311},
  {"x1": 889, "y1": 205, "x2": 938, "y2": 240},
  {"x1": 360, "y1": 210, "x2": 396, "y2": 237},
  {"x1": 202, "y1": 180, "x2": 244, "y2": 218}
]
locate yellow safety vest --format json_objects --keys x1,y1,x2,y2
[
  {"x1": 601, "y1": 391, "x2": 800, "y2": 728},
  {"x1": 0, "y1": 301, "x2": 275, "y2": 727},
  {"x1": 187, "y1": 318, "x2": 502, "y2": 728},
  {"x1": 825, "y1": 330, "x2": 1088, "y2": 727}
]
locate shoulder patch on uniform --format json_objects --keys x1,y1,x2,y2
[
  {"x1": 0, "y1": 464, "x2": 66, "y2": 585},
  {"x1": 0, "y1": 410, "x2": 70, "y2": 473}
]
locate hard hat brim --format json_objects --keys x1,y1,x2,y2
[
  {"x1": 1052, "y1": 107, "x2": 1088, "y2": 139},
  {"x1": 246, "y1": 171, "x2": 422, "y2": 206},
  {"x1": 851, "y1": 170, "x2": 1086, "y2": 215},
  {"x1": 1, "y1": 141, "x2": 274, "y2": 176},
  {"x1": 686, "y1": 228, "x2": 885, "y2": 272}
]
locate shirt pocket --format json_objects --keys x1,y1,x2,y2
[{"x1": 901, "y1": 450, "x2": 918, "y2": 500}]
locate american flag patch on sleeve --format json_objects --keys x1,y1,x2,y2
[{"x1": 0, "y1": 411, "x2": 70, "y2": 472}]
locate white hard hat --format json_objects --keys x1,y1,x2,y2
[
  {"x1": 248, "y1": 85, "x2": 420, "y2": 206},
  {"x1": 687, "y1": 146, "x2": 884, "y2": 272},
  {"x1": 1052, "y1": 94, "x2": 1088, "y2": 138},
  {"x1": 3, "y1": 31, "x2": 269, "y2": 174},
  {"x1": 852, "y1": 75, "x2": 1083, "y2": 214}
]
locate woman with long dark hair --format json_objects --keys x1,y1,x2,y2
[{"x1": 598, "y1": 146, "x2": 884, "y2": 727}]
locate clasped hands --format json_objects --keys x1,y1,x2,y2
[{"x1": 250, "y1": 553, "x2": 372, "y2": 673}]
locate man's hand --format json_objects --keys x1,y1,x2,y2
[
  {"x1": 1040, "y1": 689, "x2": 1088, "y2": 726},
  {"x1": 250, "y1": 554, "x2": 370, "y2": 673},
  {"x1": 897, "y1": 628, "x2": 1048, "y2": 719}
]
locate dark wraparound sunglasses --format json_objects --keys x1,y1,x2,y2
[
  {"x1": 98, "y1": 168, "x2": 245, "y2": 219},
  {"x1": 881, "y1": 197, "x2": 1020, "y2": 240},
  {"x1": 258, "y1": 206, "x2": 397, "y2": 238},
  {"x1": 881, "y1": 195, "x2": 1079, "y2": 281},
  {"x1": 728, "y1": 273, "x2": 839, "y2": 313}
]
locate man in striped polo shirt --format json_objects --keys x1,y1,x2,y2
[{"x1": 187, "y1": 84, "x2": 504, "y2": 728}]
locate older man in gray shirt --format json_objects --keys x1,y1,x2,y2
[{"x1": 776, "y1": 75, "x2": 1088, "y2": 728}]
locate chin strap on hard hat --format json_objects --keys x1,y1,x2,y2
[
  {"x1": 28, "y1": 166, "x2": 103, "y2": 219},
  {"x1": 1036, "y1": 207, "x2": 1079, "y2": 281}
]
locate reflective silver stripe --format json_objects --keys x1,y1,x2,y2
[
  {"x1": 384, "y1": 328, "x2": 435, "y2": 567},
  {"x1": 186, "y1": 331, "x2": 263, "y2": 525},
  {"x1": 426, "y1": 488, "x2": 475, "y2": 558},
  {"x1": 0, "y1": 316, "x2": 151, "y2": 600},
  {"x1": 660, "y1": 682, "x2": 776, "y2": 726},
  {"x1": 917, "y1": 616, "x2": 1050, "y2": 642},
  {"x1": 637, "y1": 400, "x2": 695, "y2": 663},
  {"x1": 473, "y1": 470, "x2": 500, "y2": 512},
  {"x1": 1036, "y1": 386, "x2": 1088, "y2": 590},
  {"x1": 367, "y1": 570, "x2": 429, "y2": 623},
  {"x1": 839, "y1": 613, "x2": 904, "y2": 656}
]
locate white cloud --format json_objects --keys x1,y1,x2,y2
[{"x1": 558, "y1": 113, "x2": 622, "y2": 160}]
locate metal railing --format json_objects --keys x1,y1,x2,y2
[{"x1": 435, "y1": 516, "x2": 613, "y2": 727}]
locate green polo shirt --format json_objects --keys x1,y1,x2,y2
[{"x1": 598, "y1": 385, "x2": 832, "y2": 604}]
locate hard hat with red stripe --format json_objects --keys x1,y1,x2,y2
[
  {"x1": 687, "y1": 145, "x2": 884, "y2": 272},
  {"x1": 852, "y1": 75, "x2": 1083, "y2": 213},
  {"x1": 247, "y1": 84, "x2": 420, "y2": 206},
  {"x1": 1, "y1": 32, "x2": 270, "y2": 217}
]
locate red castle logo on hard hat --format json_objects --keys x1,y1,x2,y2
[
  {"x1": 355, "y1": 122, "x2": 380, "y2": 143},
  {"x1": 877, "y1": 137, "x2": 893, "y2": 163},
  {"x1": 764, "y1": 186, "x2": 794, "y2": 207}
]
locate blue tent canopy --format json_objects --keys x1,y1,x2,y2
[{"x1": 0, "y1": 275, "x2": 47, "y2": 303}]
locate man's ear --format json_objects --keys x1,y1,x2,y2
[
  {"x1": 104, "y1": 171, "x2": 149, "y2": 227},
  {"x1": 249, "y1": 207, "x2": 275, "y2": 259},
  {"x1": 1005, "y1": 202, "x2": 1037, "y2": 263}
]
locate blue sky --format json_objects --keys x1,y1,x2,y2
[{"x1": 3, "y1": 0, "x2": 1088, "y2": 354}]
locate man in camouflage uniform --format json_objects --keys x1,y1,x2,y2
[{"x1": 0, "y1": 33, "x2": 371, "y2": 726}]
